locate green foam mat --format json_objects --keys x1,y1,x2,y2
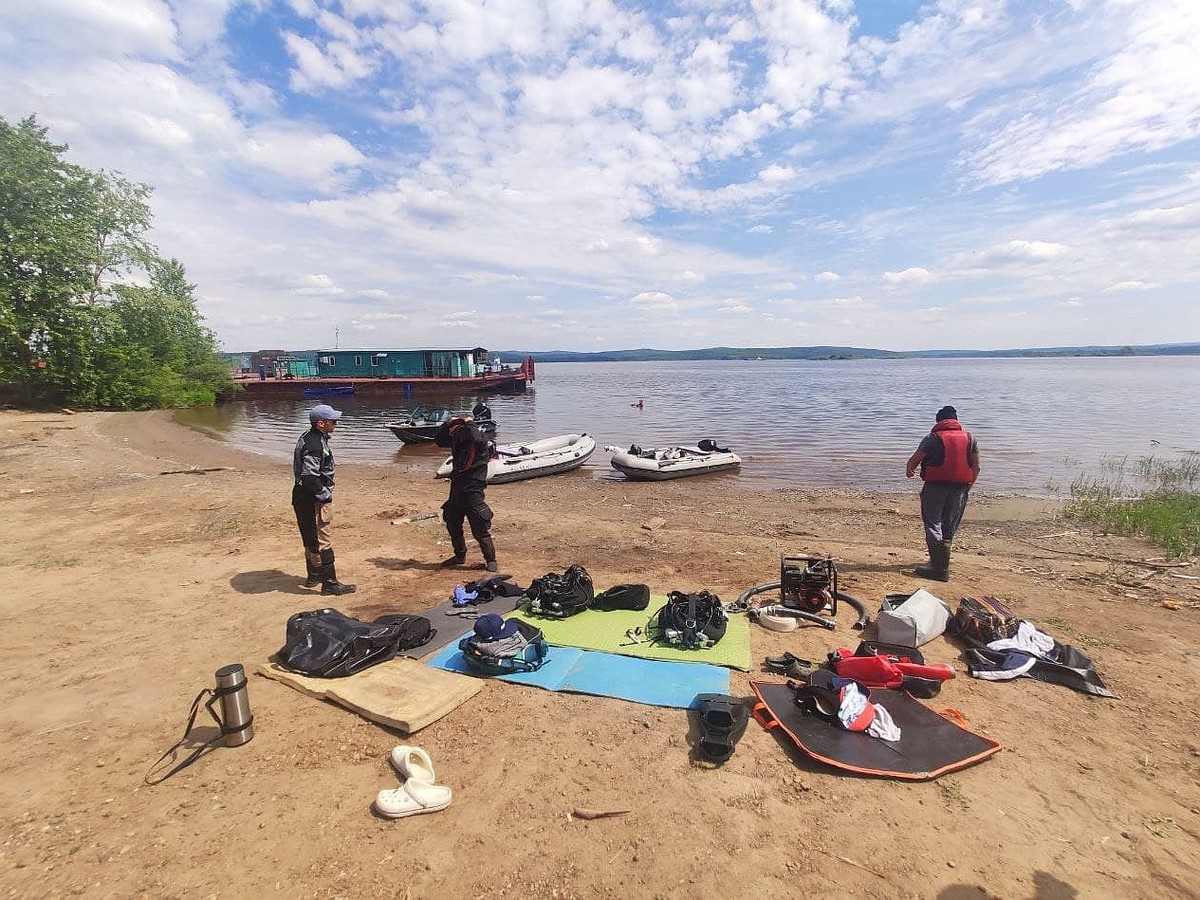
[{"x1": 509, "y1": 598, "x2": 751, "y2": 671}]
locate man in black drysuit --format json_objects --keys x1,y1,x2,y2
[
  {"x1": 292, "y1": 403, "x2": 356, "y2": 595},
  {"x1": 434, "y1": 415, "x2": 499, "y2": 572}
]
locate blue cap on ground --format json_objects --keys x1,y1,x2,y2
[
  {"x1": 309, "y1": 404, "x2": 343, "y2": 423},
  {"x1": 473, "y1": 613, "x2": 519, "y2": 642}
]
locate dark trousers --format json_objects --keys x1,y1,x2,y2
[
  {"x1": 919, "y1": 481, "x2": 971, "y2": 555},
  {"x1": 442, "y1": 483, "x2": 495, "y2": 561},
  {"x1": 292, "y1": 484, "x2": 334, "y2": 570}
]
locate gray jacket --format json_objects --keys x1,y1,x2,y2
[{"x1": 294, "y1": 429, "x2": 334, "y2": 502}]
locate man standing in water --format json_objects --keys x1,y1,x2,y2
[
  {"x1": 434, "y1": 414, "x2": 499, "y2": 572},
  {"x1": 293, "y1": 404, "x2": 356, "y2": 595},
  {"x1": 905, "y1": 405, "x2": 980, "y2": 581}
]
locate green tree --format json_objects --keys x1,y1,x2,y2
[{"x1": 0, "y1": 114, "x2": 233, "y2": 408}]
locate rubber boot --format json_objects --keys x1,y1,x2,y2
[
  {"x1": 915, "y1": 542, "x2": 950, "y2": 582},
  {"x1": 320, "y1": 549, "x2": 357, "y2": 596},
  {"x1": 442, "y1": 521, "x2": 467, "y2": 567},
  {"x1": 304, "y1": 551, "x2": 323, "y2": 588},
  {"x1": 478, "y1": 536, "x2": 498, "y2": 573}
]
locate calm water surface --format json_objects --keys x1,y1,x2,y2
[{"x1": 175, "y1": 357, "x2": 1200, "y2": 497}]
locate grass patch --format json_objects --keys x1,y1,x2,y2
[
  {"x1": 1065, "y1": 455, "x2": 1200, "y2": 558},
  {"x1": 938, "y1": 779, "x2": 968, "y2": 809},
  {"x1": 31, "y1": 554, "x2": 79, "y2": 570},
  {"x1": 1038, "y1": 616, "x2": 1114, "y2": 650},
  {"x1": 195, "y1": 513, "x2": 245, "y2": 538}
]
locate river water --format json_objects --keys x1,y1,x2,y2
[{"x1": 175, "y1": 357, "x2": 1200, "y2": 496}]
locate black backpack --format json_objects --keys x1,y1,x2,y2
[
  {"x1": 524, "y1": 564, "x2": 594, "y2": 618},
  {"x1": 459, "y1": 619, "x2": 549, "y2": 675},
  {"x1": 278, "y1": 609, "x2": 435, "y2": 677},
  {"x1": 653, "y1": 590, "x2": 727, "y2": 649}
]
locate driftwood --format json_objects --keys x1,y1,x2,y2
[
  {"x1": 1014, "y1": 537, "x2": 1193, "y2": 568},
  {"x1": 571, "y1": 807, "x2": 632, "y2": 820},
  {"x1": 811, "y1": 847, "x2": 888, "y2": 879},
  {"x1": 159, "y1": 466, "x2": 234, "y2": 476}
]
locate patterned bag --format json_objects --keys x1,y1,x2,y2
[{"x1": 948, "y1": 596, "x2": 1020, "y2": 645}]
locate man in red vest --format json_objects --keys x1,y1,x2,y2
[{"x1": 905, "y1": 405, "x2": 981, "y2": 581}]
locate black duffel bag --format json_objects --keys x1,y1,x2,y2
[
  {"x1": 593, "y1": 583, "x2": 651, "y2": 612},
  {"x1": 278, "y1": 608, "x2": 435, "y2": 677}
]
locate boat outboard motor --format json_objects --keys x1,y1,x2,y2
[{"x1": 472, "y1": 401, "x2": 492, "y2": 420}]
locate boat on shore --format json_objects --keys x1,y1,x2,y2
[
  {"x1": 606, "y1": 441, "x2": 741, "y2": 481},
  {"x1": 436, "y1": 434, "x2": 596, "y2": 484},
  {"x1": 385, "y1": 403, "x2": 497, "y2": 444}
]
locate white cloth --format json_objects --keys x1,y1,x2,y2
[
  {"x1": 988, "y1": 620, "x2": 1054, "y2": 656},
  {"x1": 867, "y1": 703, "x2": 902, "y2": 742},
  {"x1": 837, "y1": 684, "x2": 871, "y2": 730}
]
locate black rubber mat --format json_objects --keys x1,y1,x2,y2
[
  {"x1": 750, "y1": 680, "x2": 1001, "y2": 780},
  {"x1": 409, "y1": 594, "x2": 522, "y2": 660}
]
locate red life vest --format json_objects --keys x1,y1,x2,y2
[{"x1": 921, "y1": 420, "x2": 976, "y2": 484}]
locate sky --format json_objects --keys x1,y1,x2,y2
[{"x1": 2, "y1": 0, "x2": 1199, "y2": 353}]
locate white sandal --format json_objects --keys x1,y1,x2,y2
[
  {"x1": 389, "y1": 745, "x2": 436, "y2": 784},
  {"x1": 374, "y1": 780, "x2": 452, "y2": 819}
]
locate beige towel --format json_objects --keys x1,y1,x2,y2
[{"x1": 257, "y1": 657, "x2": 483, "y2": 734}]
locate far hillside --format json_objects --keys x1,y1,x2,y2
[{"x1": 492, "y1": 343, "x2": 1200, "y2": 363}]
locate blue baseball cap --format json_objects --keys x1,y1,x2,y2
[
  {"x1": 473, "y1": 613, "x2": 519, "y2": 642},
  {"x1": 309, "y1": 404, "x2": 343, "y2": 423}
]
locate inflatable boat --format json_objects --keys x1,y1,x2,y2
[
  {"x1": 606, "y1": 440, "x2": 741, "y2": 481},
  {"x1": 436, "y1": 433, "x2": 596, "y2": 484}
]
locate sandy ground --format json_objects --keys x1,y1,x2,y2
[{"x1": 1, "y1": 408, "x2": 1199, "y2": 899}]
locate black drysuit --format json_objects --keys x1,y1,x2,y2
[{"x1": 434, "y1": 418, "x2": 497, "y2": 563}]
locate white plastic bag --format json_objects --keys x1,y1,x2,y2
[{"x1": 875, "y1": 588, "x2": 952, "y2": 647}]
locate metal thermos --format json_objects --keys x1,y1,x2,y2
[{"x1": 214, "y1": 663, "x2": 254, "y2": 747}]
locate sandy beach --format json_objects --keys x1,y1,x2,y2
[{"x1": 2, "y1": 408, "x2": 1198, "y2": 898}]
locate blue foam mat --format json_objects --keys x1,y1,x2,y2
[{"x1": 424, "y1": 642, "x2": 729, "y2": 709}]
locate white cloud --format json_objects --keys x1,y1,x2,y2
[
  {"x1": 630, "y1": 291, "x2": 678, "y2": 313},
  {"x1": 961, "y1": 0, "x2": 1200, "y2": 186},
  {"x1": 994, "y1": 240, "x2": 1069, "y2": 261},
  {"x1": 815, "y1": 270, "x2": 840, "y2": 282},
  {"x1": 294, "y1": 273, "x2": 345, "y2": 295},
  {"x1": 1101, "y1": 280, "x2": 1158, "y2": 293},
  {"x1": 747, "y1": 225, "x2": 773, "y2": 234},
  {"x1": 243, "y1": 125, "x2": 365, "y2": 188},
  {"x1": 882, "y1": 266, "x2": 936, "y2": 286}
]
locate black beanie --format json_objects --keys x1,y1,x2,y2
[{"x1": 936, "y1": 405, "x2": 958, "y2": 421}]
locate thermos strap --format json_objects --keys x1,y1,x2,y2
[{"x1": 144, "y1": 682, "x2": 250, "y2": 785}]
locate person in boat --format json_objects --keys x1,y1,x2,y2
[
  {"x1": 292, "y1": 404, "x2": 356, "y2": 595},
  {"x1": 905, "y1": 405, "x2": 981, "y2": 582},
  {"x1": 434, "y1": 415, "x2": 500, "y2": 572}
]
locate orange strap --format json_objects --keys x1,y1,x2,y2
[{"x1": 752, "y1": 701, "x2": 779, "y2": 730}]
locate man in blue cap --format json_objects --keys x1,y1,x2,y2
[{"x1": 293, "y1": 404, "x2": 356, "y2": 595}]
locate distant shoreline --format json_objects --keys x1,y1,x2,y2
[{"x1": 490, "y1": 342, "x2": 1200, "y2": 363}]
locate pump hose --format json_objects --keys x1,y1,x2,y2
[
  {"x1": 731, "y1": 583, "x2": 870, "y2": 631},
  {"x1": 835, "y1": 590, "x2": 870, "y2": 631}
]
